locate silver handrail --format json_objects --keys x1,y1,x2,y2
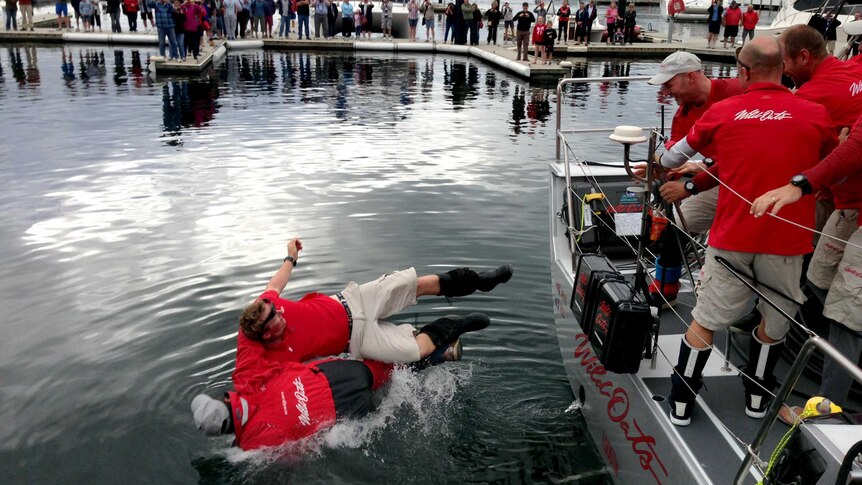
[
  {"x1": 555, "y1": 75, "x2": 653, "y2": 161},
  {"x1": 733, "y1": 335, "x2": 862, "y2": 484}
]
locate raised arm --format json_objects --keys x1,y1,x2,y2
[{"x1": 264, "y1": 239, "x2": 303, "y2": 294}]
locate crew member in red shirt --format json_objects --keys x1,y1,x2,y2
[
  {"x1": 722, "y1": 0, "x2": 742, "y2": 48},
  {"x1": 740, "y1": 4, "x2": 758, "y2": 46},
  {"x1": 659, "y1": 37, "x2": 837, "y2": 426},
  {"x1": 636, "y1": 51, "x2": 743, "y2": 307},
  {"x1": 192, "y1": 358, "x2": 397, "y2": 450},
  {"x1": 752, "y1": 113, "x2": 862, "y2": 414},
  {"x1": 232, "y1": 239, "x2": 512, "y2": 394}
]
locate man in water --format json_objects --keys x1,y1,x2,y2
[
  {"x1": 193, "y1": 357, "x2": 398, "y2": 450},
  {"x1": 233, "y1": 239, "x2": 513, "y2": 394},
  {"x1": 638, "y1": 51, "x2": 743, "y2": 306},
  {"x1": 660, "y1": 38, "x2": 837, "y2": 426}
]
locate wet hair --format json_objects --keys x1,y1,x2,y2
[
  {"x1": 239, "y1": 300, "x2": 269, "y2": 340},
  {"x1": 522, "y1": 2, "x2": 528, "y2": 6},
  {"x1": 781, "y1": 25, "x2": 828, "y2": 60}
]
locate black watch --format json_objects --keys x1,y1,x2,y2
[
  {"x1": 790, "y1": 174, "x2": 813, "y2": 195},
  {"x1": 283, "y1": 255, "x2": 297, "y2": 267},
  {"x1": 684, "y1": 180, "x2": 699, "y2": 195}
]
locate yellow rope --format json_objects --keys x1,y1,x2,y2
[{"x1": 756, "y1": 407, "x2": 814, "y2": 485}]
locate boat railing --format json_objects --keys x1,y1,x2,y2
[
  {"x1": 555, "y1": 75, "x2": 653, "y2": 161},
  {"x1": 733, "y1": 335, "x2": 862, "y2": 484}
]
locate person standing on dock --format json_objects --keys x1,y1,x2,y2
[
  {"x1": 542, "y1": 17, "x2": 556, "y2": 63},
  {"x1": 295, "y1": 0, "x2": 309, "y2": 38},
  {"x1": 182, "y1": 0, "x2": 206, "y2": 58},
  {"x1": 407, "y1": 0, "x2": 419, "y2": 41},
  {"x1": 721, "y1": 0, "x2": 741, "y2": 48},
  {"x1": 339, "y1": 0, "x2": 352, "y2": 36},
  {"x1": 740, "y1": 3, "x2": 757, "y2": 46},
  {"x1": 531, "y1": 0, "x2": 544, "y2": 21},
  {"x1": 326, "y1": 0, "x2": 337, "y2": 38},
  {"x1": 358, "y1": 0, "x2": 371, "y2": 38},
  {"x1": 530, "y1": 14, "x2": 545, "y2": 63},
  {"x1": 250, "y1": 0, "x2": 265, "y2": 37},
  {"x1": 172, "y1": 0, "x2": 185, "y2": 54},
  {"x1": 224, "y1": 0, "x2": 239, "y2": 38},
  {"x1": 470, "y1": 2, "x2": 480, "y2": 44},
  {"x1": 705, "y1": 0, "x2": 722, "y2": 48},
  {"x1": 660, "y1": 38, "x2": 838, "y2": 427},
  {"x1": 603, "y1": 0, "x2": 617, "y2": 45},
  {"x1": 4, "y1": 0, "x2": 17, "y2": 31},
  {"x1": 501, "y1": 0, "x2": 512, "y2": 43},
  {"x1": 152, "y1": 0, "x2": 179, "y2": 59},
  {"x1": 107, "y1": 0, "x2": 122, "y2": 31},
  {"x1": 381, "y1": 0, "x2": 393, "y2": 40},
  {"x1": 555, "y1": 0, "x2": 569, "y2": 43},
  {"x1": 421, "y1": 0, "x2": 435, "y2": 42},
  {"x1": 512, "y1": 2, "x2": 534, "y2": 61},
  {"x1": 574, "y1": 1, "x2": 586, "y2": 44},
  {"x1": 622, "y1": 2, "x2": 635, "y2": 45},
  {"x1": 585, "y1": 0, "x2": 596, "y2": 45},
  {"x1": 140, "y1": 0, "x2": 155, "y2": 32},
  {"x1": 311, "y1": 0, "x2": 328, "y2": 38},
  {"x1": 18, "y1": 0, "x2": 31, "y2": 31},
  {"x1": 485, "y1": 1, "x2": 501, "y2": 44}
]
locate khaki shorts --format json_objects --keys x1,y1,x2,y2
[
  {"x1": 338, "y1": 268, "x2": 421, "y2": 362},
  {"x1": 678, "y1": 186, "x2": 717, "y2": 235},
  {"x1": 692, "y1": 246, "x2": 805, "y2": 340},
  {"x1": 807, "y1": 209, "x2": 859, "y2": 289},
  {"x1": 823, "y1": 227, "x2": 862, "y2": 331}
]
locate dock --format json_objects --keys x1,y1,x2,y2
[{"x1": 0, "y1": 27, "x2": 739, "y2": 79}]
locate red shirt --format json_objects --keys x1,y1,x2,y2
[
  {"x1": 742, "y1": 10, "x2": 758, "y2": 29},
  {"x1": 805, "y1": 114, "x2": 862, "y2": 221},
  {"x1": 229, "y1": 359, "x2": 393, "y2": 451},
  {"x1": 795, "y1": 56, "x2": 862, "y2": 208},
  {"x1": 723, "y1": 5, "x2": 742, "y2": 25},
  {"x1": 666, "y1": 78, "x2": 744, "y2": 158},
  {"x1": 686, "y1": 82, "x2": 837, "y2": 255},
  {"x1": 532, "y1": 23, "x2": 547, "y2": 43},
  {"x1": 232, "y1": 289, "x2": 349, "y2": 395}
]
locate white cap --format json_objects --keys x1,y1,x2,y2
[
  {"x1": 191, "y1": 394, "x2": 229, "y2": 436},
  {"x1": 647, "y1": 51, "x2": 702, "y2": 85}
]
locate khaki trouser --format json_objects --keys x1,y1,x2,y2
[
  {"x1": 516, "y1": 31, "x2": 530, "y2": 60},
  {"x1": 20, "y1": 4, "x2": 32, "y2": 29}
]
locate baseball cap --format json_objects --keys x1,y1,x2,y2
[
  {"x1": 191, "y1": 394, "x2": 229, "y2": 436},
  {"x1": 647, "y1": 51, "x2": 702, "y2": 85}
]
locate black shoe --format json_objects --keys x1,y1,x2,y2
[
  {"x1": 419, "y1": 313, "x2": 490, "y2": 348},
  {"x1": 438, "y1": 264, "x2": 513, "y2": 297},
  {"x1": 742, "y1": 370, "x2": 776, "y2": 419}
]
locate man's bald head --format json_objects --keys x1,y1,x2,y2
[{"x1": 737, "y1": 37, "x2": 784, "y2": 85}]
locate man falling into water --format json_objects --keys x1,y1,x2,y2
[
  {"x1": 231, "y1": 238, "x2": 513, "y2": 395},
  {"x1": 192, "y1": 238, "x2": 513, "y2": 448}
]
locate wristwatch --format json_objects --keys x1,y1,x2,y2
[
  {"x1": 790, "y1": 174, "x2": 813, "y2": 195},
  {"x1": 684, "y1": 180, "x2": 699, "y2": 195},
  {"x1": 283, "y1": 255, "x2": 298, "y2": 267}
]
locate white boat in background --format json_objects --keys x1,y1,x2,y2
[{"x1": 549, "y1": 75, "x2": 862, "y2": 484}]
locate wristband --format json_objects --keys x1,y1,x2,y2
[{"x1": 283, "y1": 256, "x2": 297, "y2": 267}]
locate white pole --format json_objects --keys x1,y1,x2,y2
[{"x1": 668, "y1": 14, "x2": 674, "y2": 42}]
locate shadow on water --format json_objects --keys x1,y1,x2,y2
[{"x1": 0, "y1": 45, "x2": 736, "y2": 484}]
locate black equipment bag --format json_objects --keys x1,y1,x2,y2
[{"x1": 587, "y1": 279, "x2": 651, "y2": 374}]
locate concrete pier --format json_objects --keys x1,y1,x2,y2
[{"x1": 0, "y1": 27, "x2": 739, "y2": 79}]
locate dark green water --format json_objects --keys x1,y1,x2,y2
[{"x1": 0, "y1": 46, "x2": 730, "y2": 483}]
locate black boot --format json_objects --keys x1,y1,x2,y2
[
  {"x1": 437, "y1": 265, "x2": 513, "y2": 297},
  {"x1": 742, "y1": 330, "x2": 783, "y2": 418},
  {"x1": 668, "y1": 336, "x2": 711, "y2": 426},
  {"x1": 418, "y1": 313, "x2": 491, "y2": 348}
]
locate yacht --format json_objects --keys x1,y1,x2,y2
[{"x1": 548, "y1": 75, "x2": 862, "y2": 483}]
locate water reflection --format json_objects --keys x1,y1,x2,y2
[
  {"x1": 7, "y1": 46, "x2": 40, "y2": 88},
  {"x1": 161, "y1": 80, "x2": 220, "y2": 143}
]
